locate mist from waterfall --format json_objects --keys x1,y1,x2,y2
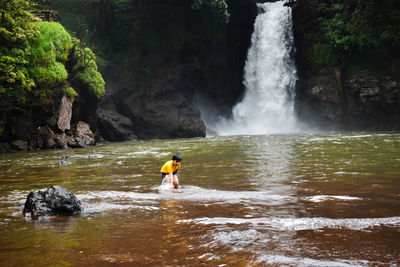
[{"x1": 202, "y1": 1, "x2": 298, "y2": 136}]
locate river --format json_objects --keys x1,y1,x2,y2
[{"x1": 0, "y1": 133, "x2": 399, "y2": 266}]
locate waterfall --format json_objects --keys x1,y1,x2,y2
[{"x1": 204, "y1": 1, "x2": 298, "y2": 136}]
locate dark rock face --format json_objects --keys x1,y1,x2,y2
[
  {"x1": 295, "y1": 70, "x2": 344, "y2": 129},
  {"x1": 292, "y1": 2, "x2": 400, "y2": 130},
  {"x1": 23, "y1": 186, "x2": 83, "y2": 219},
  {"x1": 181, "y1": 0, "x2": 257, "y2": 114},
  {"x1": 342, "y1": 71, "x2": 400, "y2": 130},
  {"x1": 10, "y1": 140, "x2": 28, "y2": 151},
  {"x1": 295, "y1": 70, "x2": 400, "y2": 131},
  {"x1": 33, "y1": 125, "x2": 58, "y2": 149},
  {"x1": 97, "y1": 69, "x2": 208, "y2": 140},
  {"x1": 120, "y1": 91, "x2": 206, "y2": 139},
  {"x1": 95, "y1": 0, "x2": 257, "y2": 140},
  {"x1": 96, "y1": 99, "x2": 137, "y2": 141},
  {"x1": 2, "y1": 90, "x2": 99, "y2": 151}
]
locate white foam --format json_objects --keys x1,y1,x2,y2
[
  {"x1": 198, "y1": 253, "x2": 220, "y2": 261},
  {"x1": 76, "y1": 191, "x2": 160, "y2": 201},
  {"x1": 82, "y1": 202, "x2": 159, "y2": 213},
  {"x1": 341, "y1": 134, "x2": 373, "y2": 139},
  {"x1": 209, "y1": 229, "x2": 262, "y2": 251},
  {"x1": 257, "y1": 254, "x2": 371, "y2": 267},
  {"x1": 73, "y1": 187, "x2": 298, "y2": 214},
  {"x1": 158, "y1": 186, "x2": 294, "y2": 204},
  {"x1": 127, "y1": 151, "x2": 169, "y2": 157},
  {"x1": 333, "y1": 171, "x2": 363, "y2": 175},
  {"x1": 78, "y1": 188, "x2": 295, "y2": 205},
  {"x1": 303, "y1": 195, "x2": 361, "y2": 202},
  {"x1": 178, "y1": 216, "x2": 400, "y2": 231},
  {"x1": 69, "y1": 154, "x2": 105, "y2": 159}
]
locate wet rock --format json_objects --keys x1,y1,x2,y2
[
  {"x1": 10, "y1": 140, "x2": 28, "y2": 151},
  {"x1": 284, "y1": 0, "x2": 297, "y2": 8},
  {"x1": 23, "y1": 185, "x2": 83, "y2": 219},
  {"x1": 295, "y1": 67, "x2": 400, "y2": 130},
  {"x1": 57, "y1": 95, "x2": 73, "y2": 132},
  {"x1": 33, "y1": 126, "x2": 58, "y2": 149},
  {"x1": 120, "y1": 91, "x2": 206, "y2": 139},
  {"x1": 29, "y1": 122, "x2": 96, "y2": 149},
  {"x1": 59, "y1": 160, "x2": 71, "y2": 166},
  {"x1": 72, "y1": 121, "x2": 95, "y2": 148},
  {"x1": 96, "y1": 100, "x2": 137, "y2": 141},
  {"x1": 295, "y1": 73, "x2": 343, "y2": 128},
  {"x1": 55, "y1": 132, "x2": 75, "y2": 149},
  {"x1": 342, "y1": 70, "x2": 400, "y2": 129},
  {"x1": 0, "y1": 143, "x2": 10, "y2": 152}
]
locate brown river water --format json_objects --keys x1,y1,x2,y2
[{"x1": 0, "y1": 133, "x2": 399, "y2": 266}]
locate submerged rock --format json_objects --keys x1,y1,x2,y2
[
  {"x1": 59, "y1": 160, "x2": 71, "y2": 166},
  {"x1": 23, "y1": 185, "x2": 83, "y2": 219}
]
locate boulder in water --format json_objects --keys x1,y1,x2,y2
[
  {"x1": 23, "y1": 185, "x2": 83, "y2": 219},
  {"x1": 71, "y1": 121, "x2": 95, "y2": 148},
  {"x1": 59, "y1": 160, "x2": 71, "y2": 166}
]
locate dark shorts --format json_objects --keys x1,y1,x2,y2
[{"x1": 161, "y1": 171, "x2": 178, "y2": 180}]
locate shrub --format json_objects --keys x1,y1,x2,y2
[
  {"x1": 0, "y1": 0, "x2": 38, "y2": 106},
  {"x1": 28, "y1": 22, "x2": 72, "y2": 87},
  {"x1": 191, "y1": 0, "x2": 230, "y2": 23},
  {"x1": 71, "y1": 46, "x2": 105, "y2": 99}
]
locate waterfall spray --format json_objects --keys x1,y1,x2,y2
[{"x1": 204, "y1": 1, "x2": 298, "y2": 136}]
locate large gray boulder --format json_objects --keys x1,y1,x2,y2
[
  {"x1": 23, "y1": 186, "x2": 83, "y2": 219},
  {"x1": 96, "y1": 100, "x2": 137, "y2": 141},
  {"x1": 120, "y1": 91, "x2": 206, "y2": 139}
]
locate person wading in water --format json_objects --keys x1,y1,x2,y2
[{"x1": 160, "y1": 153, "x2": 182, "y2": 189}]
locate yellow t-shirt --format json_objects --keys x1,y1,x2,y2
[{"x1": 160, "y1": 160, "x2": 181, "y2": 174}]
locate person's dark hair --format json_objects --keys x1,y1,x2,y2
[{"x1": 172, "y1": 153, "x2": 182, "y2": 162}]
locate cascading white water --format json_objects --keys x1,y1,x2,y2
[{"x1": 205, "y1": 1, "x2": 298, "y2": 135}]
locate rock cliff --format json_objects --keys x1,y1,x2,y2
[
  {"x1": 292, "y1": 0, "x2": 400, "y2": 130},
  {"x1": 95, "y1": 0, "x2": 257, "y2": 140}
]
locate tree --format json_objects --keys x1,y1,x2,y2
[
  {"x1": 70, "y1": 43, "x2": 105, "y2": 99},
  {"x1": 191, "y1": 0, "x2": 230, "y2": 23},
  {"x1": 0, "y1": 0, "x2": 39, "y2": 106}
]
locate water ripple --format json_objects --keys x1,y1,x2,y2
[{"x1": 178, "y1": 216, "x2": 400, "y2": 231}]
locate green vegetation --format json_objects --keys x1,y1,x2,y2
[
  {"x1": 28, "y1": 22, "x2": 72, "y2": 88},
  {"x1": 191, "y1": 0, "x2": 230, "y2": 23},
  {"x1": 0, "y1": 0, "x2": 39, "y2": 106},
  {"x1": 35, "y1": 0, "x2": 230, "y2": 79},
  {"x1": 64, "y1": 86, "x2": 77, "y2": 99},
  {"x1": 0, "y1": 1, "x2": 105, "y2": 106},
  {"x1": 304, "y1": 0, "x2": 400, "y2": 72},
  {"x1": 70, "y1": 45, "x2": 105, "y2": 99},
  {"x1": 0, "y1": 0, "x2": 105, "y2": 141}
]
